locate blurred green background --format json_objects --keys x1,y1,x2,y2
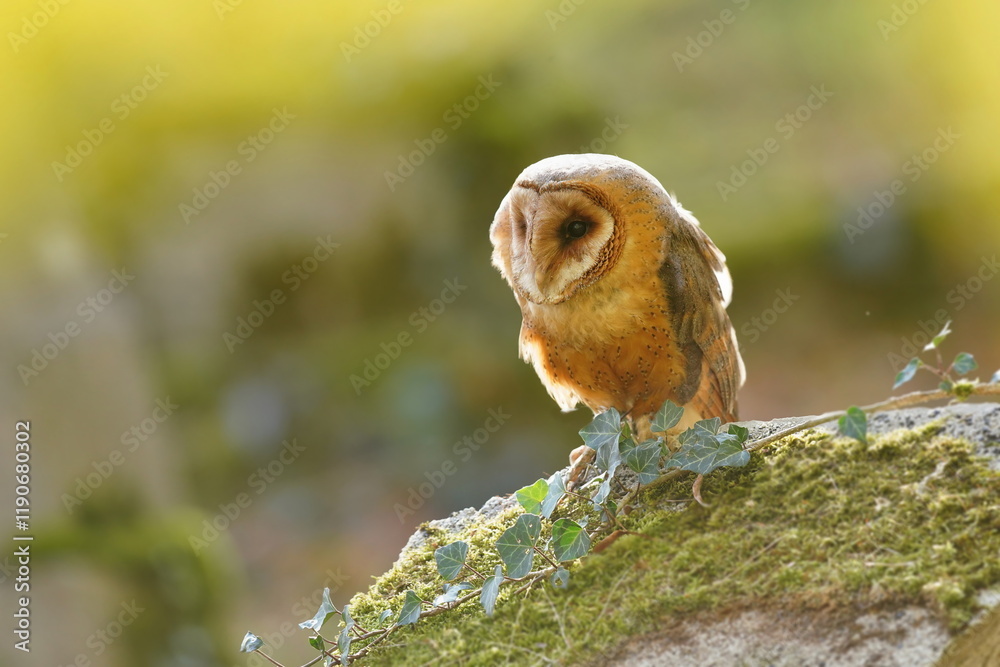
[{"x1": 2, "y1": 0, "x2": 999, "y2": 665}]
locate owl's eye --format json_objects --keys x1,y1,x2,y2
[{"x1": 565, "y1": 219, "x2": 590, "y2": 239}]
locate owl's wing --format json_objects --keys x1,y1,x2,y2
[{"x1": 659, "y1": 218, "x2": 745, "y2": 422}]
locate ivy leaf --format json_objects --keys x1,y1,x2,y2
[
  {"x1": 992, "y1": 369, "x2": 1000, "y2": 384},
  {"x1": 378, "y1": 609, "x2": 393, "y2": 625},
  {"x1": 515, "y1": 479, "x2": 548, "y2": 515},
  {"x1": 299, "y1": 587, "x2": 339, "y2": 631},
  {"x1": 434, "y1": 541, "x2": 469, "y2": 581},
  {"x1": 480, "y1": 565, "x2": 503, "y2": 617},
  {"x1": 666, "y1": 424, "x2": 748, "y2": 474},
  {"x1": 551, "y1": 567, "x2": 570, "y2": 589},
  {"x1": 953, "y1": 352, "x2": 978, "y2": 375},
  {"x1": 540, "y1": 472, "x2": 566, "y2": 519},
  {"x1": 710, "y1": 432, "x2": 751, "y2": 469},
  {"x1": 396, "y1": 590, "x2": 423, "y2": 626},
  {"x1": 308, "y1": 635, "x2": 324, "y2": 651},
  {"x1": 551, "y1": 518, "x2": 591, "y2": 561},
  {"x1": 924, "y1": 320, "x2": 952, "y2": 351},
  {"x1": 838, "y1": 406, "x2": 868, "y2": 444},
  {"x1": 594, "y1": 433, "x2": 622, "y2": 473},
  {"x1": 579, "y1": 408, "x2": 622, "y2": 453},
  {"x1": 342, "y1": 604, "x2": 353, "y2": 629},
  {"x1": 623, "y1": 438, "x2": 661, "y2": 484},
  {"x1": 433, "y1": 582, "x2": 473, "y2": 607},
  {"x1": 591, "y1": 474, "x2": 612, "y2": 507},
  {"x1": 727, "y1": 423, "x2": 750, "y2": 445},
  {"x1": 602, "y1": 498, "x2": 618, "y2": 523},
  {"x1": 338, "y1": 625, "x2": 352, "y2": 661},
  {"x1": 893, "y1": 357, "x2": 922, "y2": 389},
  {"x1": 940, "y1": 379, "x2": 954, "y2": 392},
  {"x1": 496, "y1": 514, "x2": 541, "y2": 578},
  {"x1": 652, "y1": 399, "x2": 685, "y2": 433},
  {"x1": 240, "y1": 632, "x2": 264, "y2": 653}
]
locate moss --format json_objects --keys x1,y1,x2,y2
[{"x1": 342, "y1": 421, "x2": 1000, "y2": 665}]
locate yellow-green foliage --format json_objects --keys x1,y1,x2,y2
[{"x1": 345, "y1": 423, "x2": 1000, "y2": 665}]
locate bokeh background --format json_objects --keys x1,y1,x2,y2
[{"x1": 2, "y1": 1, "x2": 999, "y2": 665}]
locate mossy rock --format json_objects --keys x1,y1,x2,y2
[{"x1": 340, "y1": 403, "x2": 1000, "y2": 665}]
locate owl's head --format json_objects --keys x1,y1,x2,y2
[{"x1": 490, "y1": 153, "x2": 675, "y2": 306}]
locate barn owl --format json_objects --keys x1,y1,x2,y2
[{"x1": 489, "y1": 154, "x2": 745, "y2": 449}]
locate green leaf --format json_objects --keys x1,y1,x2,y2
[
  {"x1": 433, "y1": 582, "x2": 473, "y2": 607},
  {"x1": 579, "y1": 408, "x2": 622, "y2": 452},
  {"x1": 652, "y1": 399, "x2": 684, "y2": 433},
  {"x1": 551, "y1": 567, "x2": 570, "y2": 589},
  {"x1": 712, "y1": 432, "x2": 752, "y2": 468},
  {"x1": 378, "y1": 609, "x2": 392, "y2": 625},
  {"x1": 602, "y1": 498, "x2": 618, "y2": 523},
  {"x1": 540, "y1": 472, "x2": 566, "y2": 519},
  {"x1": 623, "y1": 438, "x2": 661, "y2": 485},
  {"x1": 893, "y1": 357, "x2": 922, "y2": 389},
  {"x1": 299, "y1": 587, "x2": 338, "y2": 631},
  {"x1": 496, "y1": 514, "x2": 541, "y2": 578},
  {"x1": 551, "y1": 518, "x2": 591, "y2": 561},
  {"x1": 591, "y1": 474, "x2": 612, "y2": 507},
  {"x1": 240, "y1": 632, "x2": 264, "y2": 653},
  {"x1": 923, "y1": 320, "x2": 952, "y2": 351},
  {"x1": 338, "y1": 625, "x2": 352, "y2": 660},
  {"x1": 838, "y1": 406, "x2": 868, "y2": 444},
  {"x1": 940, "y1": 379, "x2": 954, "y2": 392},
  {"x1": 666, "y1": 428, "x2": 749, "y2": 474},
  {"x1": 480, "y1": 565, "x2": 503, "y2": 617},
  {"x1": 341, "y1": 604, "x2": 353, "y2": 628},
  {"x1": 434, "y1": 541, "x2": 469, "y2": 581},
  {"x1": 515, "y1": 478, "x2": 548, "y2": 514},
  {"x1": 992, "y1": 369, "x2": 1000, "y2": 384},
  {"x1": 396, "y1": 590, "x2": 423, "y2": 626},
  {"x1": 594, "y1": 433, "x2": 622, "y2": 473},
  {"x1": 953, "y1": 352, "x2": 978, "y2": 375},
  {"x1": 308, "y1": 635, "x2": 324, "y2": 651},
  {"x1": 727, "y1": 423, "x2": 750, "y2": 445}
]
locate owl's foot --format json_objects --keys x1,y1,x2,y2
[{"x1": 567, "y1": 445, "x2": 596, "y2": 490}]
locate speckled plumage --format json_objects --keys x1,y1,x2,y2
[{"x1": 490, "y1": 154, "x2": 745, "y2": 439}]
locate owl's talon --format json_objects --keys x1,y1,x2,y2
[
  {"x1": 692, "y1": 473, "x2": 710, "y2": 507},
  {"x1": 566, "y1": 445, "x2": 596, "y2": 491}
]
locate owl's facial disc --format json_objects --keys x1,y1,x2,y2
[{"x1": 509, "y1": 185, "x2": 619, "y2": 305}]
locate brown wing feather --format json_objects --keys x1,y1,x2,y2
[{"x1": 658, "y1": 218, "x2": 744, "y2": 422}]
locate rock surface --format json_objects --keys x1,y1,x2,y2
[{"x1": 374, "y1": 402, "x2": 1000, "y2": 666}]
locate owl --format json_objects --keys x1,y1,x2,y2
[{"x1": 489, "y1": 153, "x2": 745, "y2": 448}]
